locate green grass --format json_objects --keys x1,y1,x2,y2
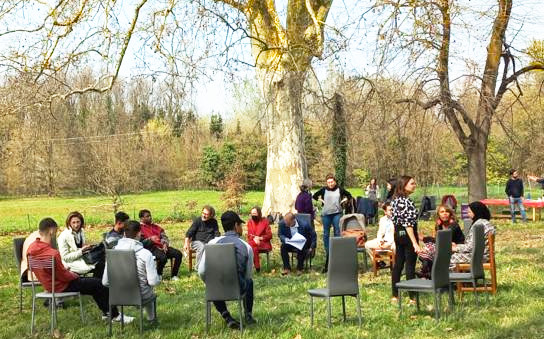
[
  {"x1": 0, "y1": 209, "x2": 543, "y2": 338},
  {"x1": 0, "y1": 185, "x2": 523, "y2": 233}
]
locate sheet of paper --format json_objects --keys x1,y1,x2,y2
[{"x1": 286, "y1": 232, "x2": 307, "y2": 250}]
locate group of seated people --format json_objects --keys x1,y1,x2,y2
[{"x1": 19, "y1": 199, "x2": 496, "y2": 331}]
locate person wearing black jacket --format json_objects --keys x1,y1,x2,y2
[
  {"x1": 313, "y1": 173, "x2": 352, "y2": 272},
  {"x1": 505, "y1": 169, "x2": 527, "y2": 223},
  {"x1": 184, "y1": 205, "x2": 220, "y2": 267}
]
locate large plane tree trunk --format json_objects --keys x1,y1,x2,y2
[{"x1": 465, "y1": 134, "x2": 488, "y2": 202}]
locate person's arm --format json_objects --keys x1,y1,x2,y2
[
  {"x1": 183, "y1": 237, "x2": 191, "y2": 253},
  {"x1": 245, "y1": 243, "x2": 254, "y2": 280},
  {"x1": 102, "y1": 263, "x2": 109, "y2": 286},
  {"x1": 277, "y1": 222, "x2": 288, "y2": 244},
  {"x1": 55, "y1": 252, "x2": 79, "y2": 283},
  {"x1": 505, "y1": 180, "x2": 511, "y2": 196},
  {"x1": 309, "y1": 225, "x2": 317, "y2": 248},
  {"x1": 313, "y1": 187, "x2": 325, "y2": 201},
  {"x1": 341, "y1": 187, "x2": 353, "y2": 201},
  {"x1": 146, "y1": 253, "x2": 160, "y2": 286},
  {"x1": 58, "y1": 232, "x2": 84, "y2": 262},
  {"x1": 455, "y1": 224, "x2": 466, "y2": 244},
  {"x1": 261, "y1": 220, "x2": 272, "y2": 242},
  {"x1": 406, "y1": 227, "x2": 420, "y2": 253},
  {"x1": 521, "y1": 180, "x2": 524, "y2": 198},
  {"x1": 377, "y1": 217, "x2": 386, "y2": 240}
]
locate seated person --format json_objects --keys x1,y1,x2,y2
[
  {"x1": 103, "y1": 220, "x2": 159, "y2": 321},
  {"x1": 450, "y1": 201, "x2": 495, "y2": 269},
  {"x1": 198, "y1": 211, "x2": 256, "y2": 329},
  {"x1": 278, "y1": 212, "x2": 317, "y2": 275},
  {"x1": 139, "y1": 209, "x2": 182, "y2": 280},
  {"x1": 57, "y1": 211, "x2": 104, "y2": 278},
  {"x1": 418, "y1": 204, "x2": 465, "y2": 278},
  {"x1": 105, "y1": 211, "x2": 130, "y2": 248},
  {"x1": 21, "y1": 229, "x2": 42, "y2": 282},
  {"x1": 365, "y1": 202, "x2": 395, "y2": 263},
  {"x1": 28, "y1": 218, "x2": 133, "y2": 323},
  {"x1": 184, "y1": 205, "x2": 220, "y2": 268},
  {"x1": 246, "y1": 206, "x2": 272, "y2": 272}
]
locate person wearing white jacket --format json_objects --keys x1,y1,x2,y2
[
  {"x1": 365, "y1": 202, "x2": 395, "y2": 259},
  {"x1": 57, "y1": 211, "x2": 102, "y2": 277},
  {"x1": 103, "y1": 220, "x2": 160, "y2": 321}
]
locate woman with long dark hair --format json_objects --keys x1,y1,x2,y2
[{"x1": 390, "y1": 176, "x2": 420, "y2": 304}]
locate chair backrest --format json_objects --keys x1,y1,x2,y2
[
  {"x1": 13, "y1": 238, "x2": 25, "y2": 272},
  {"x1": 327, "y1": 237, "x2": 359, "y2": 296},
  {"x1": 27, "y1": 255, "x2": 55, "y2": 292},
  {"x1": 295, "y1": 213, "x2": 312, "y2": 227},
  {"x1": 470, "y1": 224, "x2": 485, "y2": 279},
  {"x1": 340, "y1": 214, "x2": 366, "y2": 232},
  {"x1": 204, "y1": 243, "x2": 241, "y2": 301},
  {"x1": 431, "y1": 229, "x2": 452, "y2": 289},
  {"x1": 106, "y1": 249, "x2": 142, "y2": 306}
]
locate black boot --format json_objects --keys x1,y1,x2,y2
[
  {"x1": 222, "y1": 311, "x2": 240, "y2": 329},
  {"x1": 322, "y1": 254, "x2": 329, "y2": 273}
]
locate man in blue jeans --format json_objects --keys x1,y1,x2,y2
[{"x1": 505, "y1": 169, "x2": 527, "y2": 223}]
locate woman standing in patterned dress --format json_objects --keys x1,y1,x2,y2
[{"x1": 390, "y1": 176, "x2": 421, "y2": 304}]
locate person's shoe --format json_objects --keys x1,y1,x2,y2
[
  {"x1": 245, "y1": 314, "x2": 257, "y2": 325},
  {"x1": 296, "y1": 269, "x2": 304, "y2": 275},
  {"x1": 102, "y1": 314, "x2": 135, "y2": 324},
  {"x1": 408, "y1": 299, "x2": 417, "y2": 306},
  {"x1": 321, "y1": 267, "x2": 328, "y2": 274},
  {"x1": 225, "y1": 316, "x2": 240, "y2": 329},
  {"x1": 255, "y1": 267, "x2": 261, "y2": 273},
  {"x1": 390, "y1": 297, "x2": 399, "y2": 304},
  {"x1": 281, "y1": 268, "x2": 290, "y2": 276},
  {"x1": 171, "y1": 276, "x2": 180, "y2": 281}
]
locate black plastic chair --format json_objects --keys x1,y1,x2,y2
[
  {"x1": 396, "y1": 229, "x2": 453, "y2": 320},
  {"x1": 308, "y1": 237, "x2": 362, "y2": 327},
  {"x1": 106, "y1": 249, "x2": 157, "y2": 335},
  {"x1": 449, "y1": 223, "x2": 486, "y2": 306},
  {"x1": 27, "y1": 255, "x2": 84, "y2": 335},
  {"x1": 203, "y1": 243, "x2": 244, "y2": 332},
  {"x1": 13, "y1": 237, "x2": 42, "y2": 312}
]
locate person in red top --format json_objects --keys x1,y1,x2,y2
[
  {"x1": 246, "y1": 206, "x2": 272, "y2": 272},
  {"x1": 27, "y1": 218, "x2": 133, "y2": 323},
  {"x1": 139, "y1": 209, "x2": 183, "y2": 280}
]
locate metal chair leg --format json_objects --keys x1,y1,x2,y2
[
  {"x1": 416, "y1": 293, "x2": 420, "y2": 312},
  {"x1": 30, "y1": 294, "x2": 36, "y2": 334},
  {"x1": 434, "y1": 293, "x2": 440, "y2": 320},
  {"x1": 327, "y1": 297, "x2": 332, "y2": 328},
  {"x1": 108, "y1": 305, "x2": 112, "y2": 336},
  {"x1": 342, "y1": 296, "x2": 346, "y2": 321},
  {"x1": 473, "y1": 280, "x2": 479, "y2": 307},
  {"x1": 356, "y1": 294, "x2": 362, "y2": 327},
  {"x1": 121, "y1": 305, "x2": 124, "y2": 331},
  {"x1": 79, "y1": 294, "x2": 84, "y2": 323},
  {"x1": 140, "y1": 305, "x2": 144, "y2": 334},
  {"x1": 398, "y1": 291, "x2": 402, "y2": 316},
  {"x1": 51, "y1": 298, "x2": 55, "y2": 335},
  {"x1": 19, "y1": 282, "x2": 23, "y2": 313},
  {"x1": 239, "y1": 299, "x2": 243, "y2": 333},
  {"x1": 205, "y1": 302, "x2": 210, "y2": 332},
  {"x1": 310, "y1": 296, "x2": 314, "y2": 327},
  {"x1": 448, "y1": 284, "x2": 455, "y2": 313},
  {"x1": 483, "y1": 277, "x2": 489, "y2": 303}
]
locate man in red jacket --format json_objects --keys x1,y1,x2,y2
[
  {"x1": 27, "y1": 217, "x2": 133, "y2": 323},
  {"x1": 139, "y1": 209, "x2": 183, "y2": 280}
]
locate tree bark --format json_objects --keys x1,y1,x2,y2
[
  {"x1": 465, "y1": 134, "x2": 488, "y2": 202},
  {"x1": 259, "y1": 69, "x2": 308, "y2": 216}
]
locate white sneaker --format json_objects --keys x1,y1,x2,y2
[
  {"x1": 171, "y1": 276, "x2": 180, "y2": 281},
  {"x1": 113, "y1": 314, "x2": 134, "y2": 324}
]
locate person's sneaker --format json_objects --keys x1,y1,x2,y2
[
  {"x1": 171, "y1": 276, "x2": 180, "y2": 281},
  {"x1": 225, "y1": 316, "x2": 240, "y2": 329},
  {"x1": 102, "y1": 314, "x2": 135, "y2": 324},
  {"x1": 245, "y1": 314, "x2": 257, "y2": 325},
  {"x1": 281, "y1": 269, "x2": 290, "y2": 276},
  {"x1": 255, "y1": 267, "x2": 261, "y2": 273}
]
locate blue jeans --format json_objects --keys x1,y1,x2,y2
[
  {"x1": 321, "y1": 212, "x2": 342, "y2": 254},
  {"x1": 509, "y1": 197, "x2": 527, "y2": 222}
]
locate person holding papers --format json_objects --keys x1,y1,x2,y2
[{"x1": 278, "y1": 213, "x2": 317, "y2": 275}]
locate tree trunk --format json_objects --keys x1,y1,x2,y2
[
  {"x1": 259, "y1": 69, "x2": 308, "y2": 217},
  {"x1": 465, "y1": 135, "x2": 488, "y2": 202}
]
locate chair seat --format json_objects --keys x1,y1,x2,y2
[
  {"x1": 449, "y1": 272, "x2": 474, "y2": 282},
  {"x1": 35, "y1": 291, "x2": 80, "y2": 299},
  {"x1": 396, "y1": 279, "x2": 434, "y2": 291},
  {"x1": 308, "y1": 288, "x2": 356, "y2": 298}
]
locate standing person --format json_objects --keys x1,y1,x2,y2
[
  {"x1": 313, "y1": 173, "x2": 353, "y2": 272},
  {"x1": 28, "y1": 218, "x2": 133, "y2": 323},
  {"x1": 57, "y1": 211, "x2": 104, "y2": 278},
  {"x1": 184, "y1": 205, "x2": 220, "y2": 268},
  {"x1": 505, "y1": 169, "x2": 527, "y2": 223},
  {"x1": 365, "y1": 178, "x2": 380, "y2": 201},
  {"x1": 139, "y1": 209, "x2": 183, "y2": 281},
  {"x1": 295, "y1": 178, "x2": 315, "y2": 228},
  {"x1": 103, "y1": 220, "x2": 160, "y2": 322},
  {"x1": 198, "y1": 211, "x2": 256, "y2": 329},
  {"x1": 278, "y1": 212, "x2": 317, "y2": 275},
  {"x1": 384, "y1": 178, "x2": 397, "y2": 203},
  {"x1": 246, "y1": 206, "x2": 272, "y2": 272},
  {"x1": 391, "y1": 176, "x2": 420, "y2": 304}
]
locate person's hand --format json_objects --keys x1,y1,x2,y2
[
  {"x1": 149, "y1": 235, "x2": 160, "y2": 243},
  {"x1": 162, "y1": 243, "x2": 168, "y2": 252},
  {"x1": 413, "y1": 243, "x2": 421, "y2": 254},
  {"x1": 254, "y1": 237, "x2": 261, "y2": 245},
  {"x1": 183, "y1": 242, "x2": 189, "y2": 254},
  {"x1": 309, "y1": 248, "x2": 316, "y2": 257},
  {"x1": 318, "y1": 198, "x2": 324, "y2": 205},
  {"x1": 82, "y1": 244, "x2": 92, "y2": 252},
  {"x1": 451, "y1": 243, "x2": 457, "y2": 252}
]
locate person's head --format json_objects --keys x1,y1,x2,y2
[
  {"x1": 468, "y1": 201, "x2": 491, "y2": 222},
  {"x1": 220, "y1": 211, "x2": 245, "y2": 235},
  {"x1": 326, "y1": 174, "x2": 337, "y2": 189},
  {"x1": 66, "y1": 211, "x2": 84, "y2": 233},
  {"x1": 124, "y1": 220, "x2": 141, "y2": 239},
  {"x1": 250, "y1": 206, "x2": 262, "y2": 222},
  {"x1": 201, "y1": 205, "x2": 215, "y2": 221},
  {"x1": 436, "y1": 204, "x2": 457, "y2": 224},
  {"x1": 510, "y1": 169, "x2": 518, "y2": 178},
  {"x1": 382, "y1": 202, "x2": 392, "y2": 217},
  {"x1": 283, "y1": 212, "x2": 296, "y2": 227},
  {"x1": 114, "y1": 211, "x2": 129, "y2": 232},
  {"x1": 300, "y1": 178, "x2": 312, "y2": 192},
  {"x1": 138, "y1": 209, "x2": 152, "y2": 224},
  {"x1": 394, "y1": 175, "x2": 416, "y2": 197},
  {"x1": 369, "y1": 178, "x2": 377, "y2": 187},
  {"x1": 386, "y1": 178, "x2": 397, "y2": 196},
  {"x1": 38, "y1": 218, "x2": 58, "y2": 243}
]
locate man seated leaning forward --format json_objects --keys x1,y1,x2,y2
[
  {"x1": 278, "y1": 212, "x2": 317, "y2": 275},
  {"x1": 198, "y1": 211, "x2": 256, "y2": 330},
  {"x1": 103, "y1": 220, "x2": 160, "y2": 321}
]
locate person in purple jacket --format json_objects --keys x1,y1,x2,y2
[{"x1": 295, "y1": 178, "x2": 315, "y2": 229}]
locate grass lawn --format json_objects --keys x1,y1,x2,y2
[{"x1": 0, "y1": 211, "x2": 543, "y2": 339}]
